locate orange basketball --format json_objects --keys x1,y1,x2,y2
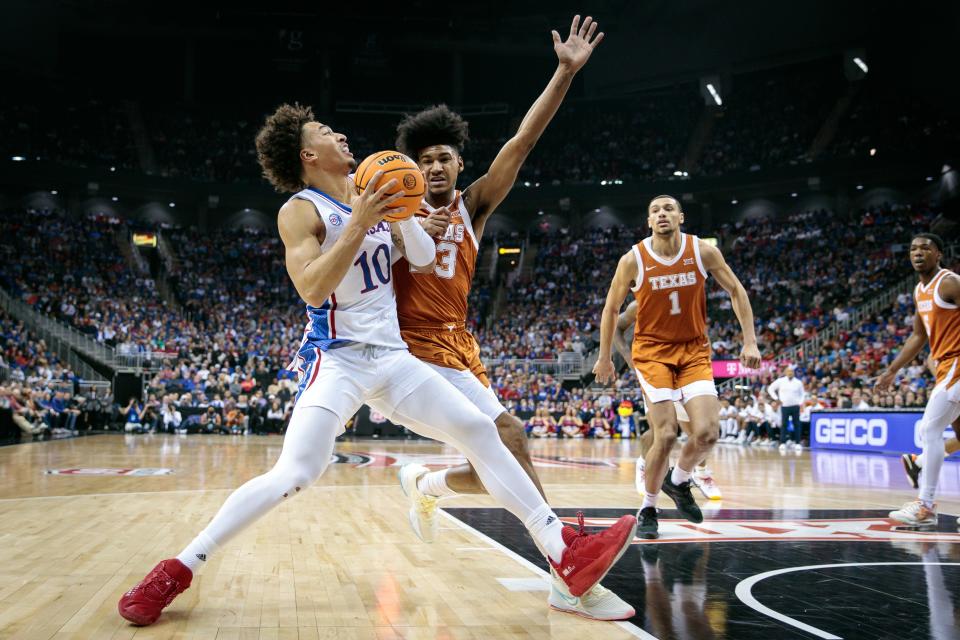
[{"x1": 353, "y1": 150, "x2": 425, "y2": 222}]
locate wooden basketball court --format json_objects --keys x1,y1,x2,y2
[{"x1": 1, "y1": 434, "x2": 958, "y2": 639}]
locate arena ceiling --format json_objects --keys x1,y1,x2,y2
[{"x1": 5, "y1": 0, "x2": 958, "y2": 104}]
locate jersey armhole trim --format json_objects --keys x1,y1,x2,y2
[
  {"x1": 934, "y1": 272, "x2": 959, "y2": 309},
  {"x1": 692, "y1": 236, "x2": 709, "y2": 279},
  {"x1": 456, "y1": 191, "x2": 481, "y2": 251},
  {"x1": 291, "y1": 193, "x2": 334, "y2": 254},
  {"x1": 630, "y1": 245, "x2": 643, "y2": 292}
]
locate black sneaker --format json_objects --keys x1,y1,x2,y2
[
  {"x1": 901, "y1": 453, "x2": 921, "y2": 490},
  {"x1": 662, "y1": 468, "x2": 703, "y2": 524},
  {"x1": 637, "y1": 506, "x2": 659, "y2": 539}
]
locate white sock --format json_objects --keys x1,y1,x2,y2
[
  {"x1": 641, "y1": 492, "x2": 658, "y2": 510},
  {"x1": 525, "y1": 504, "x2": 566, "y2": 565},
  {"x1": 920, "y1": 498, "x2": 936, "y2": 510},
  {"x1": 916, "y1": 453, "x2": 926, "y2": 468},
  {"x1": 176, "y1": 531, "x2": 219, "y2": 573},
  {"x1": 671, "y1": 466, "x2": 692, "y2": 485},
  {"x1": 417, "y1": 469, "x2": 458, "y2": 498}
]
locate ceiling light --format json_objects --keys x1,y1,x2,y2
[{"x1": 706, "y1": 83, "x2": 723, "y2": 106}]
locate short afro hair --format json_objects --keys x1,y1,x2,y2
[
  {"x1": 255, "y1": 102, "x2": 314, "y2": 193},
  {"x1": 396, "y1": 104, "x2": 470, "y2": 160},
  {"x1": 913, "y1": 232, "x2": 945, "y2": 252}
]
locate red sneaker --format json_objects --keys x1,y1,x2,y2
[
  {"x1": 118, "y1": 559, "x2": 192, "y2": 625},
  {"x1": 550, "y1": 512, "x2": 637, "y2": 597}
]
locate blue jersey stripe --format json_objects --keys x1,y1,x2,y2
[{"x1": 307, "y1": 187, "x2": 352, "y2": 214}]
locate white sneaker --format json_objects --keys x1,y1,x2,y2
[
  {"x1": 778, "y1": 443, "x2": 787, "y2": 452},
  {"x1": 398, "y1": 463, "x2": 439, "y2": 542},
  {"x1": 693, "y1": 471, "x2": 722, "y2": 500},
  {"x1": 888, "y1": 500, "x2": 938, "y2": 526},
  {"x1": 634, "y1": 456, "x2": 646, "y2": 494},
  {"x1": 548, "y1": 571, "x2": 635, "y2": 620}
]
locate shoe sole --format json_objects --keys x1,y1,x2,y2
[
  {"x1": 548, "y1": 602, "x2": 636, "y2": 621},
  {"x1": 637, "y1": 529, "x2": 659, "y2": 540},
  {"x1": 664, "y1": 490, "x2": 703, "y2": 524},
  {"x1": 118, "y1": 605, "x2": 156, "y2": 626},
  {"x1": 398, "y1": 466, "x2": 436, "y2": 543},
  {"x1": 889, "y1": 516, "x2": 938, "y2": 526}
]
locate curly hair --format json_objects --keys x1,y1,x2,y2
[
  {"x1": 395, "y1": 104, "x2": 470, "y2": 160},
  {"x1": 255, "y1": 103, "x2": 314, "y2": 193}
]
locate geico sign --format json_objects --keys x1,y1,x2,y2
[{"x1": 815, "y1": 418, "x2": 888, "y2": 446}]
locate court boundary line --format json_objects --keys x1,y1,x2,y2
[
  {"x1": 734, "y1": 561, "x2": 960, "y2": 639},
  {"x1": 440, "y1": 510, "x2": 657, "y2": 640}
]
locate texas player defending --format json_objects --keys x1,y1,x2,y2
[
  {"x1": 595, "y1": 195, "x2": 760, "y2": 539},
  {"x1": 880, "y1": 233, "x2": 960, "y2": 527},
  {"x1": 390, "y1": 17, "x2": 629, "y2": 620},
  {"x1": 115, "y1": 104, "x2": 637, "y2": 626}
]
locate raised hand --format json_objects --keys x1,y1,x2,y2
[{"x1": 552, "y1": 15, "x2": 605, "y2": 73}]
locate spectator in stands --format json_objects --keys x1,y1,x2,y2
[
  {"x1": 264, "y1": 398, "x2": 285, "y2": 434},
  {"x1": 161, "y1": 399, "x2": 182, "y2": 433},
  {"x1": 123, "y1": 397, "x2": 147, "y2": 433}
]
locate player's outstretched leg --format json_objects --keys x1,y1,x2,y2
[
  {"x1": 383, "y1": 373, "x2": 636, "y2": 598},
  {"x1": 118, "y1": 405, "x2": 341, "y2": 625}
]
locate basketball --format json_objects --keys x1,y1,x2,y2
[{"x1": 353, "y1": 151, "x2": 425, "y2": 222}]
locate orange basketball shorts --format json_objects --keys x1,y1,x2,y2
[
  {"x1": 632, "y1": 336, "x2": 716, "y2": 404},
  {"x1": 400, "y1": 324, "x2": 490, "y2": 387}
]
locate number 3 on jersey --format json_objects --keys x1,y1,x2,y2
[
  {"x1": 668, "y1": 290, "x2": 681, "y2": 315},
  {"x1": 432, "y1": 241, "x2": 457, "y2": 279}
]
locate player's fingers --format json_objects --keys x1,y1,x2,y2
[
  {"x1": 591, "y1": 32, "x2": 605, "y2": 48},
  {"x1": 376, "y1": 192, "x2": 404, "y2": 211},
  {"x1": 365, "y1": 170, "x2": 385, "y2": 192},
  {"x1": 569, "y1": 14, "x2": 579, "y2": 37},
  {"x1": 373, "y1": 178, "x2": 399, "y2": 200},
  {"x1": 551, "y1": 30, "x2": 561, "y2": 46},
  {"x1": 585, "y1": 21, "x2": 598, "y2": 41},
  {"x1": 578, "y1": 16, "x2": 592, "y2": 38}
]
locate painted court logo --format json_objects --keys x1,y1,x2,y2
[{"x1": 45, "y1": 468, "x2": 175, "y2": 476}]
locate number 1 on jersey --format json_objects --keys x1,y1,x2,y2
[{"x1": 669, "y1": 290, "x2": 681, "y2": 315}]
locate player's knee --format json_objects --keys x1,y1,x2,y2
[
  {"x1": 496, "y1": 414, "x2": 530, "y2": 460},
  {"x1": 694, "y1": 421, "x2": 720, "y2": 448},
  {"x1": 653, "y1": 422, "x2": 678, "y2": 449},
  {"x1": 274, "y1": 464, "x2": 324, "y2": 499}
]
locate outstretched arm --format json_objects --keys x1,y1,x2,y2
[
  {"x1": 699, "y1": 241, "x2": 761, "y2": 369},
  {"x1": 465, "y1": 15, "x2": 604, "y2": 239},
  {"x1": 594, "y1": 252, "x2": 639, "y2": 384}
]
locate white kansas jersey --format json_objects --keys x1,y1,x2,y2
[{"x1": 288, "y1": 187, "x2": 407, "y2": 358}]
